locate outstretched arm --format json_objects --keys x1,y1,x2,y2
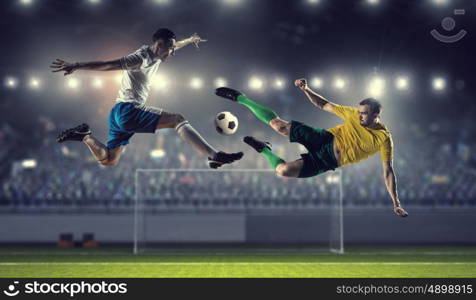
[
  {"x1": 294, "y1": 78, "x2": 337, "y2": 114},
  {"x1": 174, "y1": 33, "x2": 207, "y2": 51},
  {"x1": 382, "y1": 161, "x2": 408, "y2": 217},
  {"x1": 50, "y1": 58, "x2": 122, "y2": 76}
]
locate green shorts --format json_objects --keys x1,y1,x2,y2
[{"x1": 289, "y1": 120, "x2": 339, "y2": 178}]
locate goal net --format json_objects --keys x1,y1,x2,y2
[{"x1": 134, "y1": 169, "x2": 343, "y2": 254}]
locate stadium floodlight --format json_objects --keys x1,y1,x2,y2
[
  {"x1": 152, "y1": 74, "x2": 169, "y2": 91},
  {"x1": 92, "y1": 78, "x2": 103, "y2": 89},
  {"x1": 326, "y1": 174, "x2": 340, "y2": 184},
  {"x1": 367, "y1": 76, "x2": 386, "y2": 98},
  {"x1": 334, "y1": 77, "x2": 346, "y2": 90},
  {"x1": 190, "y1": 77, "x2": 203, "y2": 89},
  {"x1": 66, "y1": 78, "x2": 80, "y2": 89},
  {"x1": 395, "y1": 76, "x2": 409, "y2": 90},
  {"x1": 150, "y1": 149, "x2": 166, "y2": 158},
  {"x1": 310, "y1": 77, "x2": 323, "y2": 89},
  {"x1": 213, "y1": 77, "x2": 228, "y2": 88},
  {"x1": 431, "y1": 0, "x2": 449, "y2": 5},
  {"x1": 306, "y1": 0, "x2": 320, "y2": 4},
  {"x1": 29, "y1": 77, "x2": 41, "y2": 89},
  {"x1": 153, "y1": 0, "x2": 170, "y2": 5},
  {"x1": 366, "y1": 0, "x2": 380, "y2": 5},
  {"x1": 88, "y1": 0, "x2": 101, "y2": 4},
  {"x1": 432, "y1": 77, "x2": 446, "y2": 91},
  {"x1": 248, "y1": 76, "x2": 264, "y2": 90},
  {"x1": 19, "y1": 0, "x2": 33, "y2": 5},
  {"x1": 5, "y1": 77, "x2": 18, "y2": 89},
  {"x1": 21, "y1": 159, "x2": 37, "y2": 168},
  {"x1": 114, "y1": 74, "x2": 123, "y2": 84},
  {"x1": 223, "y1": 0, "x2": 242, "y2": 5},
  {"x1": 273, "y1": 78, "x2": 285, "y2": 90}
]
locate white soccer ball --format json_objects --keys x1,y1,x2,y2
[{"x1": 215, "y1": 111, "x2": 238, "y2": 135}]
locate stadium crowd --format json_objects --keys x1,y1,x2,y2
[{"x1": 1, "y1": 119, "x2": 475, "y2": 210}]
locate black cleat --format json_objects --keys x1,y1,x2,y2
[
  {"x1": 57, "y1": 123, "x2": 91, "y2": 143},
  {"x1": 243, "y1": 136, "x2": 271, "y2": 153},
  {"x1": 215, "y1": 87, "x2": 244, "y2": 102},
  {"x1": 208, "y1": 151, "x2": 244, "y2": 169}
]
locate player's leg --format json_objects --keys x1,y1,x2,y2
[
  {"x1": 215, "y1": 87, "x2": 293, "y2": 137},
  {"x1": 243, "y1": 136, "x2": 306, "y2": 177},
  {"x1": 57, "y1": 123, "x2": 126, "y2": 167},
  {"x1": 243, "y1": 136, "x2": 284, "y2": 169},
  {"x1": 83, "y1": 135, "x2": 125, "y2": 167},
  {"x1": 275, "y1": 159, "x2": 304, "y2": 178},
  {"x1": 155, "y1": 111, "x2": 243, "y2": 168},
  {"x1": 215, "y1": 87, "x2": 279, "y2": 123},
  {"x1": 156, "y1": 111, "x2": 217, "y2": 157},
  {"x1": 269, "y1": 117, "x2": 292, "y2": 137}
]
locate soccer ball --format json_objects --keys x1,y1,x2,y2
[{"x1": 215, "y1": 111, "x2": 238, "y2": 135}]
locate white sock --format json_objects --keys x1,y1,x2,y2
[{"x1": 174, "y1": 121, "x2": 218, "y2": 158}]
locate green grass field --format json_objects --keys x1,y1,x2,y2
[{"x1": 1, "y1": 246, "x2": 475, "y2": 278}]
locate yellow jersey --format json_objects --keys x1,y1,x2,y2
[{"x1": 327, "y1": 105, "x2": 393, "y2": 167}]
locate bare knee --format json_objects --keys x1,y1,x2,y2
[
  {"x1": 276, "y1": 164, "x2": 292, "y2": 177},
  {"x1": 173, "y1": 113, "x2": 186, "y2": 127},
  {"x1": 156, "y1": 112, "x2": 188, "y2": 130},
  {"x1": 99, "y1": 158, "x2": 119, "y2": 167},
  {"x1": 98, "y1": 150, "x2": 121, "y2": 167},
  {"x1": 270, "y1": 118, "x2": 291, "y2": 136}
]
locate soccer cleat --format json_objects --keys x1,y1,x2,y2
[
  {"x1": 208, "y1": 151, "x2": 244, "y2": 169},
  {"x1": 243, "y1": 136, "x2": 271, "y2": 153},
  {"x1": 215, "y1": 87, "x2": 244, "y2": 102},
  {"x1": 57, "y1": 123, "x2": 91, "y2": 143}
]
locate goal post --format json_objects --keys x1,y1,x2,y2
[{"x1": 134, "y1": 169, "x2": 344, "y2": 254}]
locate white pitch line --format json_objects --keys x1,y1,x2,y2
[
  {"x1": 351, "y1": 252, "x2": 476, "y2": 256},
  {"x1": 1, "y1": 251, "x2": 476, "y2": 256},
  {"x1": 1, "y1": 262, "x2": 475, "y2": 266}
]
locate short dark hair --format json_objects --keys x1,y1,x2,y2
[
  {"x1": 359, "y1": 98, "x2": 382, "y2": 115},
  {"x1": 152, "y1": 28, "x2": 176, "y2": 42}
]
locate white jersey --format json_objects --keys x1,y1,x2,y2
[{"x1": 115, "y1": 45, "x2": 161, "y2": 105}]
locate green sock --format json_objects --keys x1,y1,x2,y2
[
  {"x1": 261, "y1": 148, "x2": 285, "y2": 169},
  {"x1": 237, "y1": 95, "x2": 278, "y2": 124}
]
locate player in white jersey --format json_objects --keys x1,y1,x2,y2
[{"x1": 51, "y1": 28, "x2": 243, "y2": 168}]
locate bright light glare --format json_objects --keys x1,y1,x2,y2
[
  {"x1": 248, "y1": 76, "x2": 264, "y2": 90},
  {"x1": 432, "y1": 0, "x2": 449, "y2": 5},
  {"x1": 395, "y1": 77, "x2": 409, "y2": 90},
  {"x1": 5, "y1": 77, "x2": 18, "y2": 88},
  {"x1": 213, "y1": 77, "x2": 228, "y2": 88},
  {"x1": 223, "y1": 0, "x2": 242, "y2": 5},
  {"x1": 311, "y1": 77, "x2": 323, "y2": 89},
  {"x1": 307, "y1": 0, "x2": 320, "y2": 4},
  {"x1": 21, "y1": 159, "x2": 37, "y2": 168},
  {"x1": 114, "y1": 74, "x2": 122, "y2": 84},
  {"x1": 433, "y1": 77, "x2": 446, "y2": 91},
  {"x1": 273, "y1": 78, "x2": 285, "y2": 89},
  {"x1": 190, "y1": 77, "x2": 203, "y2": 89},
  {"x1": 19, "y1": 0, "x2": 33, "y2": 5},
  {"x1": 29, "y1": 77, "x2": 41, "y2": 89},
  {"x1": 150, "y1": 149, "x2": 166, "y2": 158},
  {"x1": 326, "y1": 174, "x2": 340, "y2": 184},
  {"x1": 152, "y1": 74, "x2": 169, "y2": 91},
  {"x1": 92, "y1": 78, "x2": 103, "y2": 89},
  {"x1": 66, "y1": 78, "x2": 80, "y2": 89},
  {"x1": 367, "y1": 76, "x2": 386, "y2": 97},
  {"x1": 153, "y1": 0, "x2": 170, "y2": 4},
  {"x1": 367, "y1": 0, "x2": 380, "y2": 5},
  {"x1": 334, "y1": 77, "x2": 346, "y2": 90}
]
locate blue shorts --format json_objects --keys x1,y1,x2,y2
[{"x1": 107, "y1": 102, "x2": 162, "y2": 149}]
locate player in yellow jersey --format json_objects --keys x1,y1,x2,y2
[{"x1": 215, "y1": 79, "x2": 408, "y2": 217}]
